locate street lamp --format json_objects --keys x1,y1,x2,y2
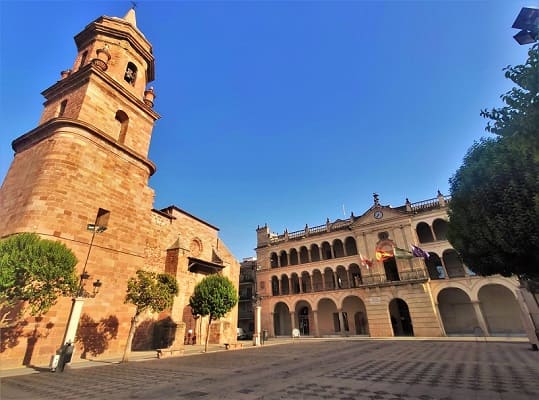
[
  {"x1": 252, "y1": 264, "x2": 263, "y2": 346},
  {"x1": 61, "y1": 209, "x2": 109, "y2": 346},
  {"x1": 512, "y1": 7, "x2": 539, "y2": 45}
]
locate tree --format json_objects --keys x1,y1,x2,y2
[
  {"x1": 123, "y1": 270, "x2": 178, "y2": 362},
  {"x1": 447, "y1": 42, "x2": 538, "y2": 350},
  {"x1": 0, "y1": 233, "x2": 78, "y2": 326},
  {"x1": 480, "y1": 43, "x2": 538, "y2": 143},
  {"x1": 189, "y1": 274, "x2": 238, "y2": 352},
  {"x1": 447, "y1": 136, "x2": 538, "y2": 278},
  {"x1": 447, "y1": 43, "x2": 538, "y2": 279}
]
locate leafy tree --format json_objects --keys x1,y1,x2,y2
[
  {"x1": 448, "y1": 43, "x2": 538, "y2": 279},
  {"x1": 447, "y1": 136, "x2": 538, "y2": 278},
  {"x1": 448, "y1": 42, "x2": 538, "y2": 349},
  {"x1": 0, "y1": 233, "x2": 78, "y2": 325},
  {"x1": 189, "y1": 274, "x2": 238, "y2": 352},
  {"x1": 123, "y1": 270, "x2": 178, "y2": 362},
  {"x1": 480, "y1": 43, "x2": 538, "y2": 144}
]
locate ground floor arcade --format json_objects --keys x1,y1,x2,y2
[{"x1": 261, "y1": 278, "x2": 525, "y2": 338}]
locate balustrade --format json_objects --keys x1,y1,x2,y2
[{"x1": 270, "y1": 269, "x2": 428, "y2": 297}]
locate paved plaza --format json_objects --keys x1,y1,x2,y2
[{"x1": 1, "y1": 339, "x2": 538, "y2": 400}]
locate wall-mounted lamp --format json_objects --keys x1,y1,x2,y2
[{"x1": 78, "y1": 273, "x2": 103, "y2": 298}]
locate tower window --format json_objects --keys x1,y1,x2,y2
[
  {"x1": 124, "y1": 62, "x2": 137, "y2": 85},
  {"x1": 58, "y1": 100, "x2": 68, "y2": 117},
  {"x1": 79, "y1": 51, "x2": 88, "y2": 70},
  {"x1": 115, "y1": 110, "x2": 129, "y2": 143}
]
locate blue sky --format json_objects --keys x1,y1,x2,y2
[{"x1": 0, "y1": 0, "x2": 535, "y2": 260}]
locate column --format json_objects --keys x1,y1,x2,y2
[
  {"x1": 433, "y1": 303, "x2": 447, "y2": 336},
  {"x1": 270, "y1": 312, "x2": 276, "y2": 337},
  {"x1": 309, "y1": 275, "x2": 314, "y2": 292},
  {"x1": 290, "y1": 311, "x2": 296, "y2": 334},
  {"x1": 472, "y1": 301, "x2": 490, "y2": 336},
  {"x1": 253, "y1": 304, "x2": 262, "y2": 346},
  {"x1": 337, "y1": 309, "x2": 346, "y2": 336},
  {"x1": 313, "y1": 310, "x2": 320, "y2": 337}
]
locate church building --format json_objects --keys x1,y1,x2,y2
[
  {"x1": 0, "y1": 9, "x2": 239, "y2": 369},
  {"x1": 255, "y1": 192, "x2": 527, "y2": 339}
]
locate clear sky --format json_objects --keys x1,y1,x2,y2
[{"x1": 0, "y1": 0, "x2": 535, "y2": 260}]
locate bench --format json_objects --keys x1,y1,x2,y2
[
  {"x1": 224, "y1": 343, "x2": 243, "y2": 350},
  {"x1": 156, "y1": 348, "x2": 184, "y2": 359}
]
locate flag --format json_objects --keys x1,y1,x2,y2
[
  {"x1": 375, "y1": 249, "x2": 393, "y2": 261},
  {"x1": 393, "y1": 247, "x2": 413, "y2": 259},
  {"x1": 360, "y1": 254, "x2": 373, "y2": 269},
  {"x1": 411, "y1": 245, "x2": 430, "y2": 260}
]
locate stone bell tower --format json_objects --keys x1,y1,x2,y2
[
  {"x1": 0, "y1": 9, "x2": 163, "y2": 366},
  {"x1": 0, "y1": 8, "x2": 159, "y2": 244}
]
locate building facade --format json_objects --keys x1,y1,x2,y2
[
  {"x1": 255, "y1": 193, "x2": 526, "y2": 339},
  {"x1": 0, "y1": 9, "x2": 239, "y2": 369},
  {"x1": 238, "y1": 257, "x2": 257, "y2": 337}
]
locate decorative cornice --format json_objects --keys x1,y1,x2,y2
[
  {"x1": 11, "y1": 118, "x2": 157, "y2": 176},
  {"x1": 74, "y1": 16, "x2": 154, "y2": 82},
  {"x1": 42, "y1": 63, "x2": 160, "y2": 121}
]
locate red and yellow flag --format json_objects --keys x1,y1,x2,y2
[{"x1": 375, "y1": 249, "x2": 393, "y2": 261}]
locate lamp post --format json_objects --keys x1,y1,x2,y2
[
  {"x1": 61, "y1": 210, "x2": 108, "y2": 346},
  {"x1": 512, "y1": 7, "x2": 539, "y2": 45},
  {"x1": 252, "y1": 264, "x2": 263, "y2": 346}
]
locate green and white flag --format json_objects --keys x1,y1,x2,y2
[{"x1": 393, "y1": 247, "x2": 413, "y2": 259}]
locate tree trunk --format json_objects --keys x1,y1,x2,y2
[
  {"x1": 122, "y1": 312, "x2": 139, "y2": 362},
  {"x1": 204, "y1": 318, "x2": 212, "y2": 353}
]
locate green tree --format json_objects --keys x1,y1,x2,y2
[
  {"x1": 448, "y1": 43, "x2": 538, "y2": 279},
  {"x1": 123, "y1": 270, "x2": 178, "y2": 362},
  {"x1": 447, "y1": 137, "x2": 538, "y2": 278},
  {"x1": 480, "y1": 43, "x2": 538, "y2": 143},
  {"x1": 189, "y1": 274, "x2": 238, "y2": 352},
  {"x1": 0, "y1": 233, "x2": 78, "y2": 325},
  {"x1": 447, "y1": 42, "x2": 538, "y2": 350}
]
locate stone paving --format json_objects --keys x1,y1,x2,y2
[{"x1": 1, "y1": 339, "x2": 538, "y2": 400}]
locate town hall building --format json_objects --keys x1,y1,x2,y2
[{"x1": 255, "y1": 192, "x2": 527, "y2": 339}]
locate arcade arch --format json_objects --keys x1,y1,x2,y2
[
  {"x1": 273, "y1": 302, "x2": 292, "y2": 336},
  {"x1": 437, "y1": 288, "x2": 478, "y2": 335},
  {"x1": 389, "y1": 298, "x2": 414, "y2": 336}
]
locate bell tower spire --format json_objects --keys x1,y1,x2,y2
[
  {"x1": 123, "y1": 6, "x2": 137, "y2": 26},
  {"x1": 33, "y1": 9, "x2": 159, "y2": 161}
]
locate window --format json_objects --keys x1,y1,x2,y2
[
  {"x1": 115, "y1": 110, "x2": 129, "y2": 143},
  {"x1": 79, "y1": 51, "x2": 88, "y2": 70},
  {"x1": 378, "y1": 231, "x2": 389, "y2": 240},
  {"x1": 124, "y1": 62, "x2": 137, "y2": 85},
  {"x1": 58, "y1": 100, "x2": 67, "y2": 117}
]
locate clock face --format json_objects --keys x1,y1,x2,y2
[{"x1": 374, "y1": 210, "x2": 383, "y2": 219}]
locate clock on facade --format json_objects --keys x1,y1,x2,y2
[{"x1": 374, "y1": 210, "x2": 383, "y2": 219}]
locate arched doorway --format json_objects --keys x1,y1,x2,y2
[
  {"x1": 478, "y1": 284, "x2": 524, "y2": 336},
  {"x1": 343, "y1": 296, "x2": 369, "y2": 335},
  {"x1": 273, "y1": 302, "x2": 292, "y2": 336},
  {"x1": 389, "y1": 298, "x2": 414, "y2": 336},
  {"x1": 298, "y1": 306, "x2": 310, "y2": 335},
  {"x1": 317, "y1": 298, "x2": 339, "y2": 335},
  {"x1": 384, "y1": 258, "x2": 399, "y2": 282},
  {"x1": 437, "y1": 288, "x2": 478, "y2": 335}
]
